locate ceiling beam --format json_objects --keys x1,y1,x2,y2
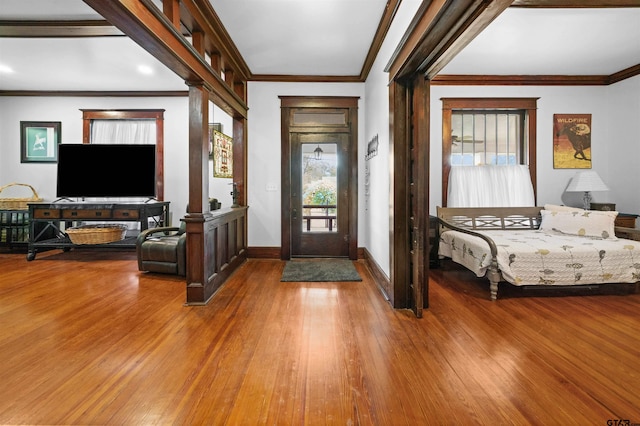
[
  {"x1": 386, "y1": 0, "x2": 513, "y2": 81},
  {"x1": 82, "y1": 0, "x2": 247, "y2": 118},
  {"x1": 0, "y1": 20, "x2": 123, "y2": 37},
  {"x1": 359, "y1": 0, "x2": 402, "y2": 81},
  {"x1": 179, "y1": 0, "x2": 251, "y2": 81},
  {"x1": 423, "y1": 0, "x2": 513, "y2": 79}
]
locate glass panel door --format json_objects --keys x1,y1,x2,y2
[
  {"x1": 290, "y1": 133, "x2": 349, "y2": 257},
  {"x1": 301, "y1": 143, "x2": 337, "y2": 233}
]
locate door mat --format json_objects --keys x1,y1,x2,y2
[{"x1": 281, "y1": 259, "x2": 362, "y2": 282}]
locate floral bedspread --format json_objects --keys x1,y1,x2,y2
[{"x1": 439, "y1": 229, "x2": 640, "y2": 286}]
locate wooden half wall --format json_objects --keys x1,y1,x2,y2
[
  {"x1": 85, "y1": 0, "x2": 250, "y2": 305},
  {"x1": 185, "y1": 207, "x2": 248, "y2": 305}
]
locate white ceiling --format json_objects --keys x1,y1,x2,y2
[
  {"x1": 0, "y1": 0, "x2": 186, "y2": 91},
  {"x1": 441, "y1": 7, "x2": 640, "y2": 76},
  {"x1": 209, "y1": 0, "x2": 389, "y2": 76},
  {"x1": 0, "y1": 1, "x2": 639, "y2": 91}
]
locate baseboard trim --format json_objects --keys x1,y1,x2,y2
[
  {"x1": 247, "y1": 246, "x2": 281, "y2": 259},
  {"x1": 363, "y1": 247, "x2": 391, "y2": 302},
  {"x1": 248, "y1": 246, "x2": 367, "y2": 260}
]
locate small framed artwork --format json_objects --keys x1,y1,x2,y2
[
  {"x1": 553, "y1": 114, "x2": 591, "y2": 169},
  {"x1": 20, "y1": 121, "x2": 61, "y2": 163},
  {"x1": 212, "y1": 130, "x2": 233, "y2": 178}
]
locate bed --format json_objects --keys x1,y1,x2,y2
[{"x1": 437, "y1": 206, "x2": 640, "y2": 300}]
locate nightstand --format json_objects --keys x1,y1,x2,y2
[{"x1": 615, "y1": 213, "x2": 638, "y2": 228}]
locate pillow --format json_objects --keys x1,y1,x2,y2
[
  {"x1": 539, "y1": 210, "x2": 618, "y2": 239},
  {"x1": 543, "y1": 203, "x2": 584, "y2": 212}
]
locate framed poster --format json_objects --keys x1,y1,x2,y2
[
  {"x1": 553, "y1": 114, "x2": 591, "y2": 169},
  {"x1": 20, "y1": 121, "x2": 61, "y2": 163},
  {"x1": 212, "y1": 130, "x2": 233, "y2": 178}
]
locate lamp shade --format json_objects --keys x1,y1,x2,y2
[{"x1": 566, "y1": 171, "x2": 609, "y2": 193}]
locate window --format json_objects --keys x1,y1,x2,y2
[
  {"x1": 450, "y1": 110, "x2": 525, "y2": 166},
  {"x1": 81, "y1": 109, "x2": 165, "y2": 200},
  {"x1": 441, "y1": 98, "x2": 538, "y2": 206}
]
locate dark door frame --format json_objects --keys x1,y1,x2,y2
[
  {"x1": 280, "y1": 96, "x2": 359, "y2": 260},
  {"x1": 384, "y1": 1, "x2": 512, "y2": 315}
]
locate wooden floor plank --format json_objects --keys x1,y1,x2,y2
[{"x1": 0, "y1": 251, "x2": 639, "y2": 424}]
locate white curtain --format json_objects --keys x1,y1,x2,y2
[
  {"x1": 88, "y1": 119, "x2": 156, "y2": 229},
  {"x1": 91, "y1": 119, "x2": 155, "y2": 145},
  {"x1": 447, "y1": 165, "x2": 535, "y2": 207}
]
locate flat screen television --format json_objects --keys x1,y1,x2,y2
[{"x1": 56, "y1": 144, "x2": 156, "y2": 198}]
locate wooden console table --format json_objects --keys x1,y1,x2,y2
[{"x1": 27, "y1": 201, "x2": 169, "y2": 260}]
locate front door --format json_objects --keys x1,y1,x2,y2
[
  {"x1": 290, "y1": 132, "x2": 349, "y2": 257},
  {"x1": 280, "y1": 96, "x2": 359, "y2": 260}
]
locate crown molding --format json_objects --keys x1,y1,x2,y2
[
  {"x1": 511, "y1": 0, "x2": 640, "y2": 7},
  {"x1": 249, "y1": 74, "x2": 363, "y2": 83},
  {"x1": 432, "y1": 64, "x2": 640, "y2": 86},
  {"x1": 0, "y1": 90, "x2": 188, "y2": 97}
]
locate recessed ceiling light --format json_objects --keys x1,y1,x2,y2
[
  {"x1": 137, "y1": 65, "x2": 154, "y2": 75},
  {"x1": 0, "y1": 64, "x2": 14, "y2": 73}
]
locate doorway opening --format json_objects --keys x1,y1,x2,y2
[{"x1": 280, "y1": 96, "x2": 359, "y2": 260}]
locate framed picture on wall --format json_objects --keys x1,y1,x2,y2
[
  {"x1": 553, "y1": 114, "x2": 592, "y2": 169},
  {"x1": 213, "y1": 130, "x2": 233, "y2": 178},
  {"x1": 20, "y1": 121, "x2": 61, "y2": 163}
]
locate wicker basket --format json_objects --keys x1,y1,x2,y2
[
  {"x1": 0, "y1": 183, "x2": 43, "y2": 210},
  {"x1": 66, "y1": 224, "x2": 128, "y2": 245}
]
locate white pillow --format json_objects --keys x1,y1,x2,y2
[
  {"x1": 539, "y1": 210, "x2": 618, "y2": 239},
  {"x1": 543, "y1": 204, "x2": 584, "y2": 212}
]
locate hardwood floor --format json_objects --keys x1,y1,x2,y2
[{"x1": 0, "y1": 250, "x2": 639, "y2": 424}]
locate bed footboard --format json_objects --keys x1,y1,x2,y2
[{"x1": 436, "y1": 206, "x2": 543, "y2": 301}]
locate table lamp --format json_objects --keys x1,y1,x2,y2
[{"x1": 566, "y1": 170, "x2": 609, "y2": 210}]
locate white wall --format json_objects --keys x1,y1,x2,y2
[
  {"x1": 605, "y1": 75, "x2": 640, "y2": 218},
  {"x1": 0, "y1": 96, "x2": 190, "y2": 226},
  {"x1": 208, "y1": 103, "x2": 234, "y2": 209},
  {"x1": 362, "y1": 0, "x2": 423, "y2": 278},
  {"x1": 246, "y1": 82, "x2": 365, "y2": 248},
  {"x1": 429, "y1": 82, "x2": 640, "y2": 219}
]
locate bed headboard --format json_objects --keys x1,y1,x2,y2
[{"x1": 436, "y1": 206, "x2": 543, "y2": 232}]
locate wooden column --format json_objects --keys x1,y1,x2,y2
[
  {"x1": 232, "y1": 117, "x2": 246, "y2": 206},
  {"x1": 185, "y1": 83, "x2": 210, "y2": 304},
  {"x1": 410, "y1": 74, "x2": 430, "y2": 316},
  {"x1": 389, "y1": 80, "x2": 411, "y2": 309}
]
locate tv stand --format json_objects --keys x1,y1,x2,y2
[{"x1": 26, "y1": 201, "x2": 169, "y2": 261}]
